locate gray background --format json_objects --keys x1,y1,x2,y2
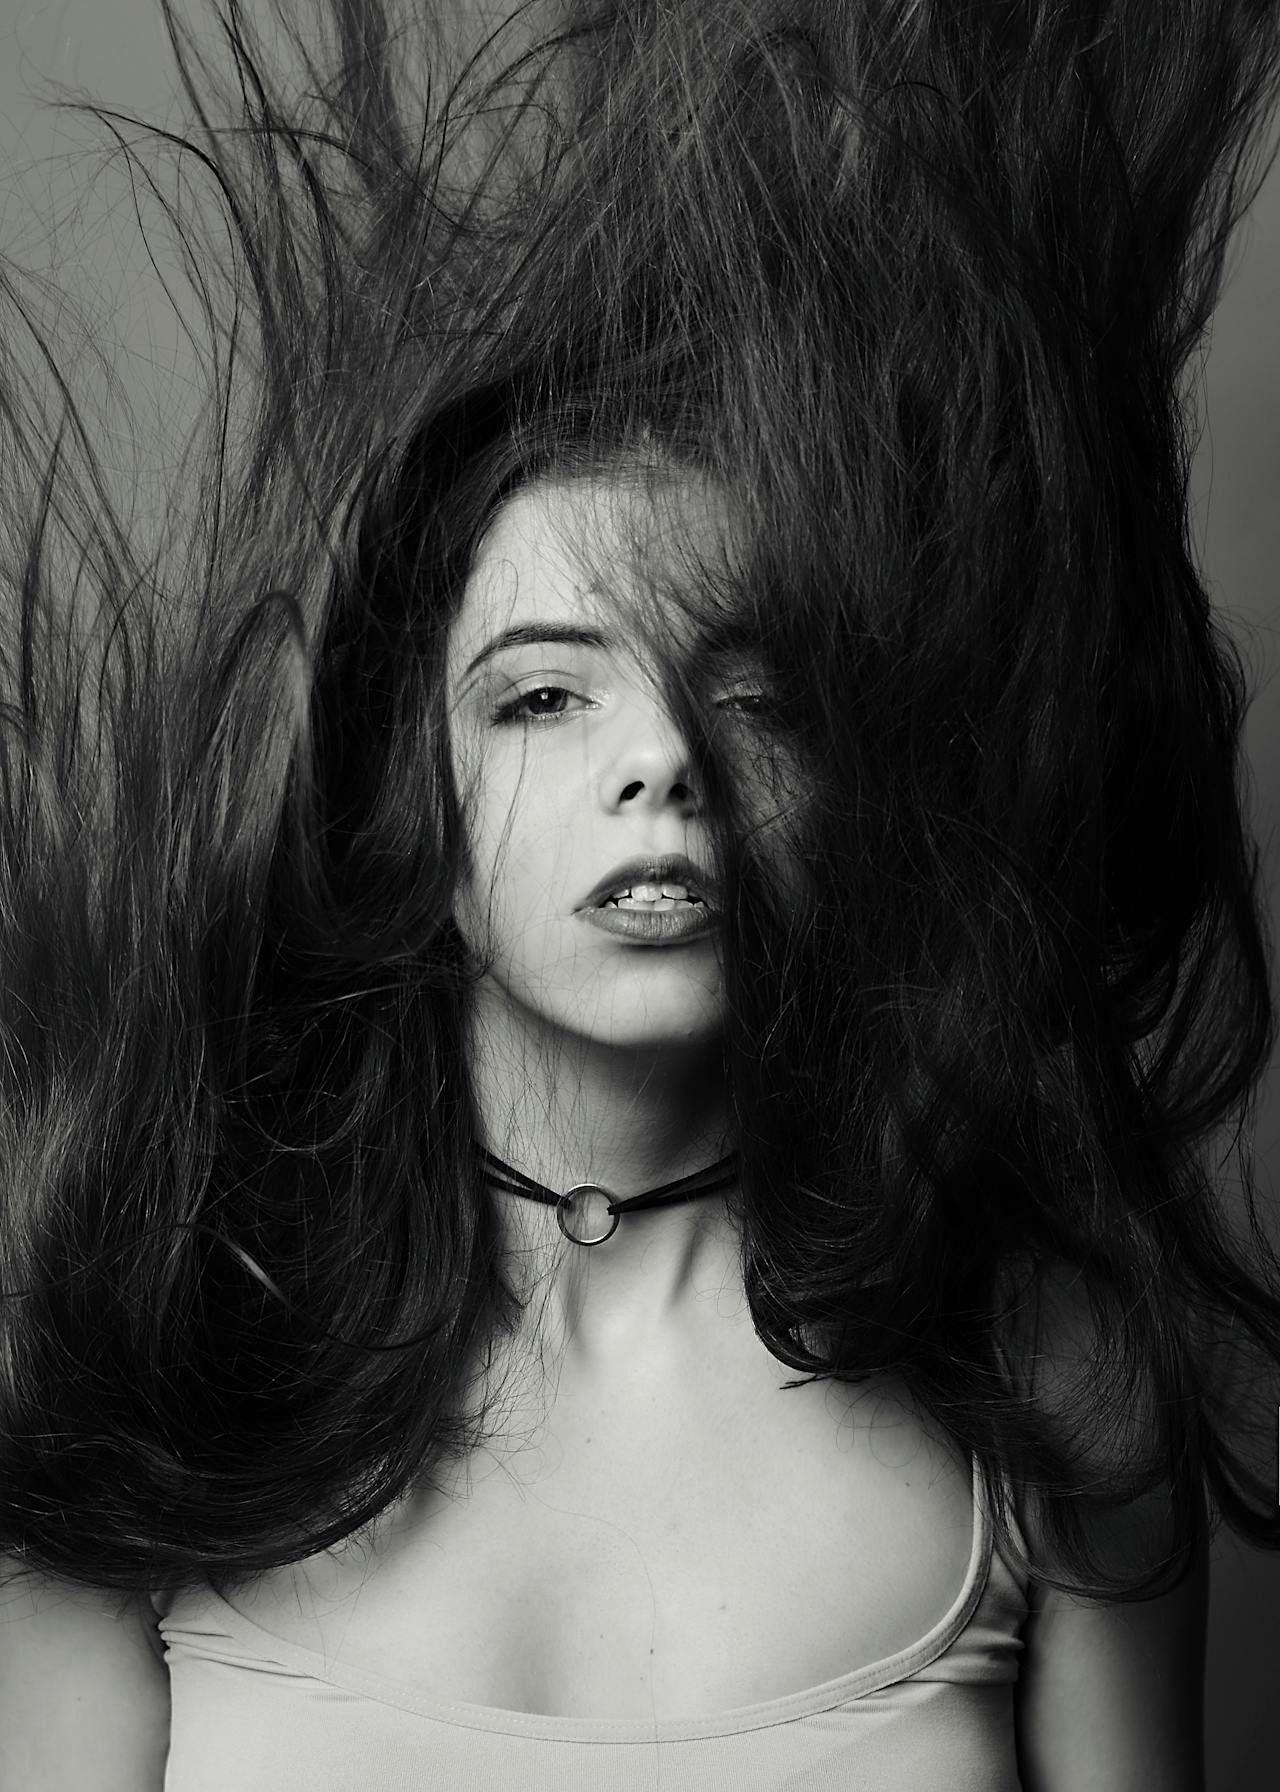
[{"x1": 2, "y1": 2, "x2": 1277, "y2": 1784}]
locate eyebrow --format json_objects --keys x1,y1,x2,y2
[
  {"x1": 462, "y1": 623, "x2": 609, "y2": 681},
  {"x1": 461, "y1": 616, "x2": 764, "y2": 682}
]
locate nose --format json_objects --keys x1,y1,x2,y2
[{"x1": 597, "y1": 698, "x2": 701, "y2": 816}]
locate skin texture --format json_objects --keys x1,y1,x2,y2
[{"x1": 0, "y1": 1573, "x2": 171, "y2": 1791}]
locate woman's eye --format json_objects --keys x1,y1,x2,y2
[
  {"x1": 718, "y1": 691, "x2": 778, "y2": 719},
  {"x1": 490, "y1": 685, "x2": 587, "y2": 726}
]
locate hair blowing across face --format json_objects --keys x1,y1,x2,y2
[{"x1": 1, "y1": 0, "x2": 1280, "y2": 1607}]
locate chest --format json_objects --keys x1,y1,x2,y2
[{"x1": 232, "y1": 1349, "x2": 976, "y2": 1721}]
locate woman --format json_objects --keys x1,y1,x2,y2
[{"x1": 1, "y1": 2, "x2": 1279, "y2": 1786}]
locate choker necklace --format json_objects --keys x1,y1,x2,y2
[{"x1": 476, "y1": 1146, "x2": 740, "y2": 1247}]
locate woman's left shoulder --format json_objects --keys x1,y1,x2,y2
[{"x1": 1013, "y1": 1512, "x2": 1208, "y2": 1792}]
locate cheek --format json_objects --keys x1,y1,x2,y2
[{"x1": 453, "y1": 752, "x2": 567, "y2": 918}]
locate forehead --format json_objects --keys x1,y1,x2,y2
[{"x1": 446, "y1": 472, "x2": 742, "y2": 678}]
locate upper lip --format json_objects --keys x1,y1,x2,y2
[{"x1": 579, "y1": 853, "x2": 719, "y2": 910}]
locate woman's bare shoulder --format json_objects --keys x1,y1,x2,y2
[{"x1": 0, "y1": 1559, "x2": 170, "y2": 1792}]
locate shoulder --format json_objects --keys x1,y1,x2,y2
[
  {"x1": 1001, "y1": 1262, "x2": 1208, "y2": 1791},
  {"x1": 0, "y1": 1562, "x2": 170, "y2": 1792},
  {"x1": 1013, "y1": 1507, "x2": 1207, "y2": 1792},
  {"x1": 992, "y1": 1265, "x2": 1210, "y2": 1787}
]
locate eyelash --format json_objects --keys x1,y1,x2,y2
[
  {"x1": 489, "y1": 686, "x2": 588, "y2": 727},
  {"x1": 489, "y1": 686, "x2": 772, "y2": 727}
]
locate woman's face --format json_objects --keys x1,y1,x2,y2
[{"x1": 445, "y1": 472, "x2": 759, "y2": 1056}]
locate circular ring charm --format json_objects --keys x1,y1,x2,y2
[{"x1": 556, "y1": 1182, "x2": 620, "y2": 1246}]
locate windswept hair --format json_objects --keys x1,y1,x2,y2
[{"x1": 2, "y1": 0, "x2": 1280, "y2": 1607}]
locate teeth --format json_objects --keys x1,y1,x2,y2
[
  {"x1": 601, "y1": 880, "x2": 694, "y2": 904},
  {"x1": 608, "y1": 896, "x2": 700, "y2": 910}
]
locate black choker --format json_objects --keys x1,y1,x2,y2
[{"x1": 476, "y1": 1146, "x2": 739, "y2": 1247}]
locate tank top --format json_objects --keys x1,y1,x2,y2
[{"x1": 154, "y1": 1454, "x2": 1028, "y2": 1790}]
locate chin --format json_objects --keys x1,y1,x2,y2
[{"x1": 570, "y1": 1002, "x2": 726, "y2": 1053}]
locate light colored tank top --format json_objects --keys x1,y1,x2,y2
[{"x1": 154, "y1": 1454, "x2": 1027, "y2": 1790}]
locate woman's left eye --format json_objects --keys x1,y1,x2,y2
[{"x1": 490, "y1": 685, "x2": 588, "y2": 726}]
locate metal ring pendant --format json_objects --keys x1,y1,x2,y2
[{"x1": 556, "y1": 1182, "x2": 621, "y2": 1247}]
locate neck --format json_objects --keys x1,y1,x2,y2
[{"x1": 464, "y1": 988, "x2": 743, "y2": 1366}]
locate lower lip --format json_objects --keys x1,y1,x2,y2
[{"x1": 578, "y1": 902, "x2": 720, "y2": 944}]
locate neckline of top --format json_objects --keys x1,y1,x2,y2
[{"x1": 172, "y1": 1455, "x2": 997, "y2": 1744}]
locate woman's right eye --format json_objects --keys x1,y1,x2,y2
[{"x1": 490, "y1": 685, "x2": 587, "y2": 726}]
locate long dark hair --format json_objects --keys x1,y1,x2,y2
[{"x1": 2, "y1": 0, "x2": 1280, "y2": 1608}]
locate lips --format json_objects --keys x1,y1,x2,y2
[{"x1": 580, "y1": 853, "x2": 719, "y2": 911}]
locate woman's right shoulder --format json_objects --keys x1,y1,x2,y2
[{"x1": 0, "y1": 1557, "x2": 170, "y2": 1792}]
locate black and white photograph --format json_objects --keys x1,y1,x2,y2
[{"x1": 1, "y1": 4, "x2": 1279, "y2": 1787}]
